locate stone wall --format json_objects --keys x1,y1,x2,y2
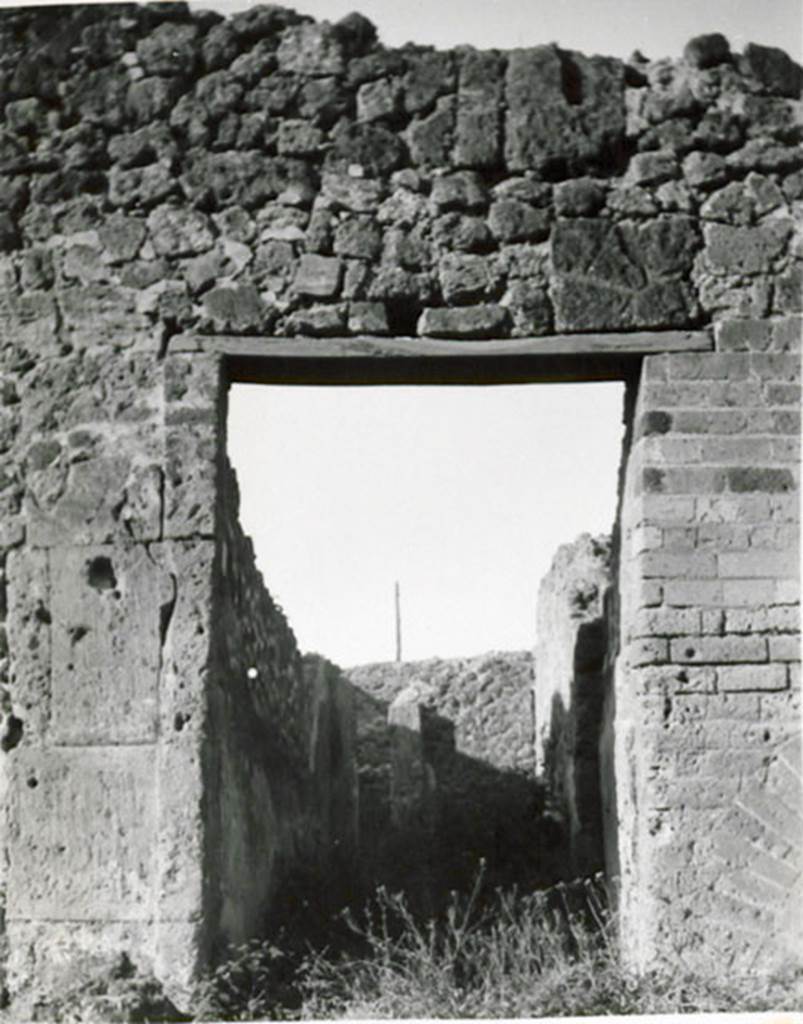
[
  {"x1": 205, "y1": 460, "x2": 358, "y2": 951},
  {"x1": 612, "y1": 340, "x2": 801, "y2": 973},
  {"x1": 345, "y1": 652, "x2": 542, "y2": 896},
  {"x1": 0, "y1": 1, "x2": 800, "y2": 1009},
  {"x1": 535, "y1": 534, "x2": 612, "y2": 878}
]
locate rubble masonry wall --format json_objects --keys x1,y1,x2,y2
[{"x1": 0, "y1": 2, "x2": 800, "y2": 1008}]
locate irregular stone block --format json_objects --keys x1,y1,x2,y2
[
  {"x1": 326, "y1": 122, "x2": 407, "y2": 178},
  {"x1": 146, "y1": 205, "x2": 214, "y2": 258},
  {"x1": 136, "y1": 21, "x2": 200, "y2": 76},
  {"x1": 98, "y1": 215, "x2": 147, "y2": 264},
  {"x1": 551, "y1": 216, "x2": 700, "y2": 331},
  {"x1": 554, "y1": 178, "x2": 606, "y2": 216},
  {"x1": 49, "y1": 545, "x2": 170, "y2": 745},
  {"x1": 277, "y1": 22, "x2": 345, "y2": 76},
  {"x1": 488, "y1": 200, "x2": 550, "y2": 243},
  {"x1": 286, "y1": 303, "x2": 347, "y2": 336},
  {"x1": 333, "y1": 215, "x2": 381, "y2": 260},
  {"x1": 334, "y1": 11, "x2": 377, "y2": 58},
  {"x1": 432, "y1": 212, "x2": 492, "y2": 252},
  {"x1": 683, "y1": 151, "x2": 728, "y2": 190},
  {"x1": 505, "y1": 46, "x2": 625, "y2": 173},
  {"x1": 108, "y1": 162, "x2": 178, "y2": 209},
  {"x1": 293, "y1": 253, "x2": 343, "y2": 297},
  {"x1": 181, "y1": 151, "x2": 315, "y2": 211},
  {"x1": 503, "y1": 280, "x2": 552, "y2": 336},
  {"x1": 277, "y1": 119, "x2": 323, "y2": 156},
  {"x1": 407, "y1": 96, "x2": 455, "y2": 168},
  {"x1": 418, "y1": 304, "x2": 510, "y2": 339},
  {"x1": 322, "y1": 173, "x2": 385, "y2": 212},
  {"x1": 357, "y1": 77, "x2": 400, "y2": 122},
  {"x1": 625, "y1": 150, "x2": 678, "y2": 186},
  {"x1": 63, "y1": 67, "x2": 129, "y2": 130},
  {"x1": 404, "y1": 50, "x2": 455, "y2": 115},
  {"x1": 454, "y1": 50, "x2": 504, "y2": 168},
  {"x1": 430, "y1": 170, "x2": 488, "y2": 212},
  {"x1": 703, "y1": 222, "x2": 791, "y2": 276},
  {"x1": 740, "y1": 43, "x2": 803, "y2": 98},
  {"x1": 683, "y1": 33, "x2": 731, "y2": 69},
  {"x1": 126, "y1": 76, "x2": 182, "y2": 127},
  {"x1": 7, "y1": 746, "x2": 157, "y2": 920},
  {"x1": 439, "y1": 252, "x2": 501, "y2": 304},
  {"x1": 202, "y1": 21, "x2": 239, "y2": 71},
  {"x1": 348, "y1": 300, "x2": 389, "y2": 335}
]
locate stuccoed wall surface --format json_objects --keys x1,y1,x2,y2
[
  {"x1": 535, "y1": 533, "x2": 612, "y2": 879},
  {"x1": 0, "y1": 0, "x2": 799, "y2": 1006}
]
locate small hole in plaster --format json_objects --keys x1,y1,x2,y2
[
  {"x1": 174, "y1": 712, "x2": 190, "y2": 732},
  {"x1": 1, "y1": 715, "x2": 23, "y2": 752},
  {"x1": 69, "y1": 625, "x2": 88, "y2": 645},
  {"x1": 684, "y1": 647, "x2": 696, "y2": 659},
  {"x1": 87, "y1": 556, "x2": 117, "y2": 592},
  {"x1": 26, "y1": 776, "x2": 38, "y2": 789},
  {"x1": 763, "y1": 729, "x2": 771, "y2": 742},
  {"x1": 34, "y1": 603, "x2": 51, "y2": 625}
]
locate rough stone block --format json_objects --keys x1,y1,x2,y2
[
  {"x1": 348, "y1": 301, "x2": 390, "y2": 335},
  {"x1": 417, "y1": 305, "x2": 511, "y2": 339},
  {"x1": 703, "y1": 222, "x2": 791, "y2": 276},
  {"x1": 277, "y1": 120, "x2": 324, "y2": 156},
  {"x1": 505, "y1": 46, "x2": 624, "y2": 173},
  {"x1": 49, "y1": 545, "x2": 172, "y2": 745},
  {"x1": 454, "y1": 50, "x2": 504, "y2": 168},
  {"x1": 683, "y1": 33, "x2": 731, "y2": 69},
  {"x1": 293, "y1": 254, "x2": 343, "y2": 297},
  {"x1": 407, "y1": 96, "x2": 455, "y2": 168},
  {"x1": 740, "y1": 43, "x2": 803, "y2": 99},
  {"x1": 286, "y1": 304, "x2": 347, "y2": 337},
  {"x1": 554, "y1": 177, "x2": 606, "y2": 216},
  {"x1": 551, "y1": 216, "x2": 699, "y2": 331},
  {"x1": 7, "y1": 746, "x2": 157, "y2": 920},
  {"x1": 202, "y1": 285, "x2": 270, "y2": 333},
  {"x1": 438, "y1": 252, "x2": 500, "y2": 304},
  {"x1": 277, "y1": 22, "x2": 345, "y2": 76},
  {"x1": 488, "y1": 200, "x2": 550, "y2": 243},
  {"x1": 333, "y1": 215, "x2": 382, "y2": 260},
  {"x1": 404, "y1": 50, "x2": 455, "y2": 114},
  {"x1": 137, "y1": 21, "x2": 200, "y2": 76}
]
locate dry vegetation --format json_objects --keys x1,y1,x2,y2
[{"x1": 190, "y1": 871, "x2": 803, "y2": 1021}]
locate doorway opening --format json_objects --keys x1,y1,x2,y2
[{"x1": 222, "y1": 378, "x2": 626, "y2": 902}]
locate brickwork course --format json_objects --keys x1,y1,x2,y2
[{"x1": 0, "y1": 2, "x2": 800, "y2": 1015}]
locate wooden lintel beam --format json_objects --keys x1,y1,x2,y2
[{"x1": 170, "y1": 330, "x2": 712, "y2": 386}]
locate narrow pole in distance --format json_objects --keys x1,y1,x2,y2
[{"x1": 395, "y1": 580, "x2": 402, "y2": 663}]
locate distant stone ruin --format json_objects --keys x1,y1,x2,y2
[{"x1": 0, "y1": 3, "x2": 800, "y2": 1016}]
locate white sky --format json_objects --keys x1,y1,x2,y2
[
  {"x1": 224, "y1": 0, "x2": 801, "y2": 667},
  {"x1": 229, "y1": 382, "x2": 625, "y2": 665}
]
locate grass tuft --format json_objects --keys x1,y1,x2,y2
[{"x1": 192, "y1": 872, "x2": 803, "y2": 1020}]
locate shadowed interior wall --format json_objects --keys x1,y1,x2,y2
[{"x1": 535, "y1": 534, "x2": 612, "y2": 879}]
